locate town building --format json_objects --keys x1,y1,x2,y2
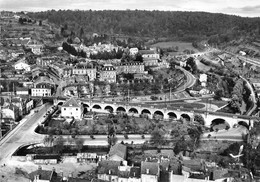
[
  {"x1": 61, "y1": 97, "x2": 83, "y2": 120},
  {"x1": 141, "y1": 161, "x2": 160, "y2": 182},
  {"x1": 108, "y1": 143, "x2": 127, "y2": 162},
  {"x1": 99, "y1": 64, "x2": 116, "y2": 83},
  {"x1": 29, "y1": 166, "x2": 59, "y2": 182},
  {"x1": 14, "y1": 58, "x2": 31, "y2": 72},
  {"x1": 115, "y1": 62, "x2": 145, "y2": 74},
  {"x1": 130, "y1": 47, "x2": 139, "y2": 55},
  {"x1": 16, "y1": 86, "x2": 29, "y2": 95},
  {"x1": 139, "y1": 50, "x2": 160, "y2": 67},
  {"x1": 31, "y1": 83, "x2": 52, "y2": 97},
  {"x1": 27, "y1": 44, "x2": 43, "y2": 55},
  {"x1": 36, "y1": 57, "x2": 55, "y2": 67},
  {"x1": 1, "y1": 104, "x2": 20, "y2": 121},
  {"x1": 72, "y1": 63, "x2": 97, "y2": 81}
]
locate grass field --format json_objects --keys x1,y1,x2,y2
[{"x1": 151, "y1": 41, "x2": 199, "y2": 54}]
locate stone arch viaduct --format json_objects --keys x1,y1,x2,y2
[{"x1": 55, "y1": 98, "x2": 254, "y2": 128}]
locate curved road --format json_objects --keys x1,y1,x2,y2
[{"x1": 0, "y1": 104, "x2": 51, "y2": 165}]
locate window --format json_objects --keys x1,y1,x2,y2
[
  {"x1": 64, "y1": 108, "x2": 66, "y2": 110},
  {"x1": 76, "y1": 108, "x2": 78, "y2": 111}
]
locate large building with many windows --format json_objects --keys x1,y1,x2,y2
[
  {"x1": 99, "y1": 64, "x2": 116, "y2": 83},
  {"x1": 72, "y1": 63, "x2": 97, "y2": 81},
  {"x1": 31, "y1": 83, "x2": 52, "y2": 97},
  {"x1": 115, "y1": 62, "x2": 145, "y2": 74}
]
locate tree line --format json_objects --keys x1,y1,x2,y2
[{"x1": 28, "y1": 10, "x2": 260, "y2": 43}]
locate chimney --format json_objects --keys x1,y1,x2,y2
[
  {"x1": 52, "y1": 167, "x2": 55, "y2": 172},
  {"x1": 109, "y1": 170, "x2": 111, "y2": 175},
  {"x1": 133, "y1": 172, "x2": 136, "y2": 177},
  {"x1": 146, "y1": 169, "x2": 149, "y2": 174},
  {"x1": 38, "y1": 165, "x2": 42, "y2": 170}
]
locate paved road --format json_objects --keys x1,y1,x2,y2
[{"x1": 0, "y1": 103, "x2": 51, "y2": 165}]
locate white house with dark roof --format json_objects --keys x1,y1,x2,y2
[
  {"x1": 141, "y1": 161, "x2": 160, "y2": 182},
  {"x1": 61, "y1": 97, "x2": 83, "y2": 119}
]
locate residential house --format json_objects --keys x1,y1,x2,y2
[
  {"x1": 97, "y1": 160, "x2": 142, "y2": 182},
  {"x1": 61, "y1": 97, "x2": 83, "y2": 120},
  {"x1": 97, "y1": 160, "x2": 121, "y2": 182},
  {"x1": 108, "y1": 143, "x2": 127, "y2": 162},
  {"x1": 72, "y1": 63, "x2": 97, "y2": 81},
  {"x1": 141, "y1": 161, "x2": 160, "y2": 182},
  {"x1": 128, "y1": 167, "x2": 141, "y2": 182},
  {"x1": 16, "y1": 86, "x2": 29, "y2": 95},
  {"x1": 115, "y1": 62, "x2": 145, "y2": 74},
  {"x1": 29, "y1": 166, "x2": 90, "y2": 182},
  {"x1": 99, "y1": 64, "x2": 116, "y2": 83},
  {"x1": 31, "y1": 83, "x2": 52, "y2": 97},
  {"x1": 130, "y1": 48, "x2": 139, "y2": 55},
  {"x1": 1, "y1": 104, "x2": 20, "y2": 121},
  {"x1": 14, "y1": 58, "x2": 31, "y2": 72},
  {"x1": 139, "y1": 50, "x2": 160, "y2": 67},
  {"x1": 28, "y1": 166, "x2": 60, "y2": 182},
  {"x1": 27, "y1": 44, "x2": 43, "y2": 55},
  {"x1": 36, "y1": 57, "x2": 54, "y2": 67}
]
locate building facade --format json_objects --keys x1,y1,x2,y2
[
  {"x1": 99, "y1": 64, "x2": 116, "y2": 83},
  {"x1": 61, "y1": 97, "x2": 83, "y2": 119},
  {"x1": 72, "y1": 64, "x2": 97, "y2": 81},
  {"x1": 31, "y1": 83, "x2": 52, "y2": 97},
  {"x1": 115, "y1": 62, "x2": 145, "y2": 74}
]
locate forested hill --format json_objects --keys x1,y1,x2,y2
[{"x1": 28, "y1": 10, "x2": 260, "y2": 41}]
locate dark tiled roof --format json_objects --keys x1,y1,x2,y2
[
  {"x1": 129, "y1": 167, "x2": 141, "y2": 178},
  {"x1": 16, "y1": 86, "x2": 29, "y2": 91},
  {"x1": 141, "y1": 161, "x2": 160, "y2": 176},
  {"x1": 97, "y1": 160, "x2": 121, "y2": 175},
  {"x1": 183, "y1": 159, "x2": 204, "y2": 172},
  {"x1": 29, "y1": 169, "x2": 58, "y2": 181},
  {"x1": 139, "y1": 50, "x2": 157, "y2": 55},
  {"x1": 62, "y1": 97, "x2": 81, "y2": 108},
  {"x1": 100, "y1": 64, "x2": 116, "y2": 71},
  {"x1": 109, "y1": 143, "x2": 127, "y2": 160},
  {"x1": 35, "y1": 83, "x2": 53, "y2": 89}
]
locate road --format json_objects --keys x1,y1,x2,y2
[
  {"x1": 0, "y1": 102, "x2": 150, "y2": 165},
  {"x1": 173, "y1": 66, "x2": 197, "y2": 93},
  {"x1": 0, "y1": 103, "x2": 51, "y2": 165}
]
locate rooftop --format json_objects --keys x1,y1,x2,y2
[
  {"x1": 109, "y1": 143, "x2": 127, "y2": 160},
  {"x1": 62, "y1": 97, "x2": 81, "y2": 108},
  {"x1": 141, "y1": 161, "x2": 160, "y2": 176}
]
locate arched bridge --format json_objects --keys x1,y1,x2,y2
[{"x1": 54, "y1": 98, "x2": 256, "y2": 128}]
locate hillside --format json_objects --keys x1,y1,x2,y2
[{"x1": 27, "y1": 10, "x2": 260, "y2": 42}]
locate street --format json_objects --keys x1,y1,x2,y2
[{"x1": 0, "y1": 103, "x2": 51, "y2": 165}]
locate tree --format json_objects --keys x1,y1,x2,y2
[
  {"x1": 75, "y1": 138, "x2": 84, "y2": 152},
  {"x1": 39, "y1": 20, "x2": 42, "y2": 26},
  {"x1": 150, "y1": 128, "x2": 165, "y2": 147},
  {"x1": 79, "y1": 27, "x2": 84, "y2": 39},
  {"x1": 193, "y1": 114, "x2": 205, "y2": 125},
  {"x1": 53, "y1": 136, "x2": 65, "y2": 154},
  {"x1": 43, "y1": 135, "x2": 54, "y2": 147},
  {"x1": 108, "y1": 135, "x2": 118, "y2": 146}
]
